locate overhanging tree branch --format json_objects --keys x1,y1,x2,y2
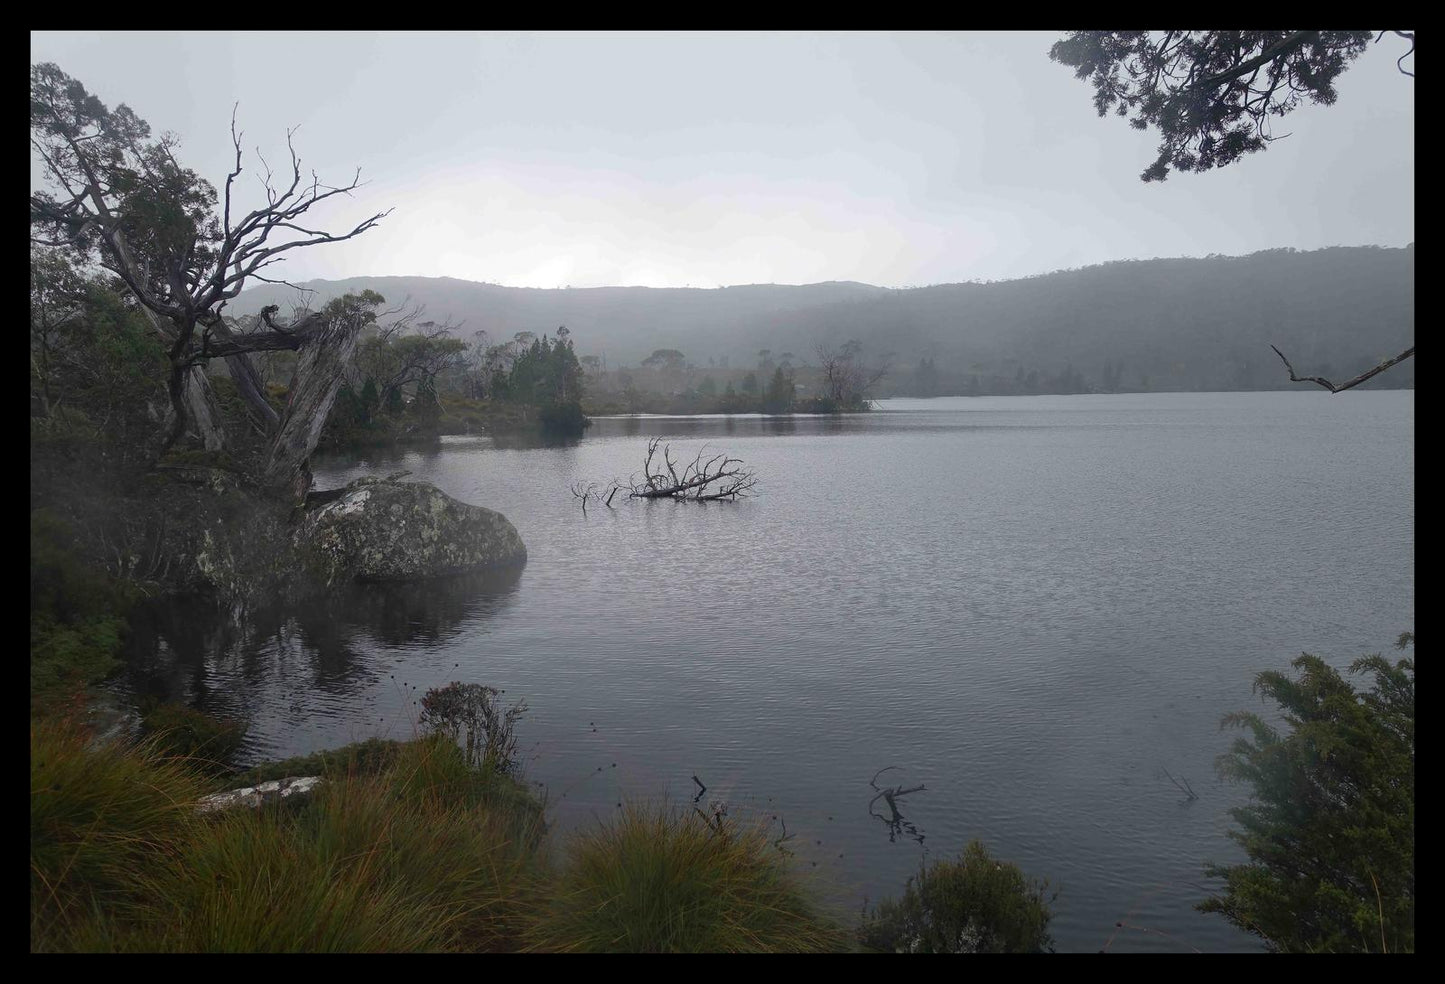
[
  {"x1": 1270, "y1": 344, "x2": 1415, "y2": 394},
  {"x1": 1050, "y1": 31, "x2": 1405, "y2": 181}
]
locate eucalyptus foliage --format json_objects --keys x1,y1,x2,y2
[{"x1": 1049, "y1": 31, "x2": 1399, "y2": 181}]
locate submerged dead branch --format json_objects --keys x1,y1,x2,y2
[
  {"x1": 868, "y1": 766, "x2": 928, "y2": 845},
  {"x1": 1162, "y1": 766, "x2": 1198, "y2": 802},
  {"x1": 774, "y1": 814, "x2": 796, "y2": 855},
  {"x1": 570, "y1": 440, "x2": 757, "y2": 508},
  {"x1": 628, "y1": 438, "x2": 757, "y2": 501},
  {"x1": 570, "y1": 480, "x2": 618, "y2": 514}
]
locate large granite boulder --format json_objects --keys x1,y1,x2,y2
[{"x1": 295, "y1": 476, "x2": 526, "y2": 583}]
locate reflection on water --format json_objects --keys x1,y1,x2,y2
[
  {"x1": 120, "y1": 566, "x2": 524, "y2": 756},
  {"x1": 486, "y1": 430, "x2": 584, "y2": 451},
  {"x1": 115, "y1": 392, "x2": 1413, "y2": 952}
]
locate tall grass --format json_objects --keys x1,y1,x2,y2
[
  {"x1": 32, "y1": 726, "x2": 546, "y2": 952},
  {"x1": 33, "y1": 718, "x2": 849, "y2": 952},
  {"x1": 30, "y1": 715, "x2": 206, "y2": 951},
  {"x1": 529, "y1": 802, "x2": 845, "y2": 953}
]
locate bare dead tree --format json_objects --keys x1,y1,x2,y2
[
  {"x1": 354, "y1": 301, "x2": 469, "y2": 407},
  {"x1": 625, "y1": 438, "x2": 758, "y2": 501},
  {"x1": 815, "y1": 339, "x2": 890, "y2": 409},
  {"x1": 1270, "y1": 344, "x2": 1415, "y2": 394},
  {"x1": 30, "y1": 64, "x2": 389, "y2": 495}
]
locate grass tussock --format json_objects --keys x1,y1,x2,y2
[
  {"x1": 30, "y1": 715, "x2": 208, "y2": 951},
  {"x1": 529, "y1": 802, "x2": 845, "y2": 953},
  {"x1": 31, "y1": 727, "x2": 547, "y2": 952},
  {"x1": 34, "y1": 711, "x2": 849, "y2": 952}
]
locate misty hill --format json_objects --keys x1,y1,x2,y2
[{"x1": 229, "y1": 245, "x2": 1413, "y2": 393}]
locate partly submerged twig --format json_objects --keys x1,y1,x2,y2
[{"x1": 1161, "y1": 766, "x2": 1198, "y2": 801}]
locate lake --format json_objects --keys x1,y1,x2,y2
[{"x1": 119, "y1": 390, "x2": 1414, "y2": 952}]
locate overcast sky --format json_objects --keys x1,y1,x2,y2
[{"x1": 31, "y1": 31, "x2": 1415, "y2": 290}]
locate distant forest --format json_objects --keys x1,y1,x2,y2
[{"x1": 229, "y1": 245, "x2": 1414, "y2": 396}]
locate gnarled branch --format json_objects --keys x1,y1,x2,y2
[
  {"x1": 626, "y1": 438, "x2": 757, "y2": 501},
  {"x1": 1271, "y1": 344, "x2": 1414, "y2": 394}
]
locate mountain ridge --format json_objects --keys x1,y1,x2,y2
[{"x1": 227, "y1": 245, "x2": 1414, "y2": 391}]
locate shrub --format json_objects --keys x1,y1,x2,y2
[
  {"x1": 859, "y1": 840, "x2": 1056, "y2": 952},
  {"x1": 1199, "y1": 634, "x2": 1415, "y2": 952},
  {"x1": 30, "y1": 509, "x2": 140, "y2": 707},
  {"x1": 419, "y1": 682, "x2": 527, "y2": 775},
  {"x1": 530, "y1": 803, "x2": 843, "y2": 952}
]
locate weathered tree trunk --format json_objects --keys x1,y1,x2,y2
[
  {"x1": 208, "y1": 319, "x2": 282, "y2": 434},
  {"x1": 180, "y1": 365, "x2": 227, "y2": 451},
  {"x1": 132, "y1": 300, "x2": 225, "y2": 453},
  {"x1": 262, "y1": 314, "x2": 362, "y2": 502}
]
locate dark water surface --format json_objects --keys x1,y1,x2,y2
[{"x1": 120, "y1": 391, "x2": 1414, "y2": 952}]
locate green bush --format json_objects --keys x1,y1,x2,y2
[
  {"x1": 859, "y1": 840, "x2": 1056, "y2": 952},
  {"x1": 30, "y1": 509, "x2": 140, "y2": 707},
  {"x1": 419, "y1": 682, "x2": 527, "y2": 775},
  {"x1": 530, "y1": 803, "x2": 843, "y2": 952},
  {"x1": 1199, "y1": 634, "x2": 1415, "y2": 952},
  {"x1": 30, "y1": 618, "x2": 126, "y2": 703},
  {"x1": 139, "y1": 701, "x2": 246, "y2": 773}
]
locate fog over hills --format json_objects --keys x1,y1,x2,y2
[{"x1": 229, "y1": 245, "x2": 1413, "y2": 393}]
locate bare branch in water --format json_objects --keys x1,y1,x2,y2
[
  {"x1": 627, "y1": 438, "x2": 758, "y2": 501},
  {"x1": 1162, "y1": 766, "x2": 1198, "y2": 801}
]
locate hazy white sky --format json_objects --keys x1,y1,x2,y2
[{"x1": 31, "y1": 31, "x2": 1414, "y2": 289}]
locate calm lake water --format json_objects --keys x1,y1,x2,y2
[{"x1": 120, "y1": 391, "x2": 1414, "y2": 952}]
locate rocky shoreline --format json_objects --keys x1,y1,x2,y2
[{"x1": 127, "y1": 468, "x2": 527, "y2": 613}]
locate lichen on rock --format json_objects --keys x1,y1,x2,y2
[
  {"x1": 294, "y1": 476, "x2": 527, "y2": 584},
  {"x1": 196, "y1": 776, "x2": 325, "y2": 813}
]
